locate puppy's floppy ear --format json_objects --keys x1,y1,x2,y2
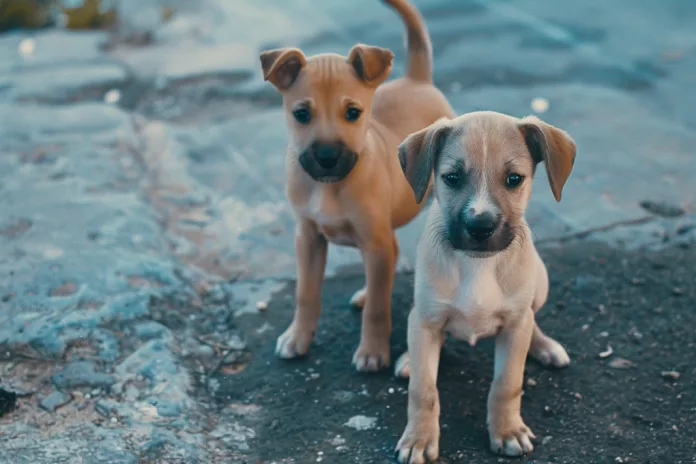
[
  {"x1": 518, "y1": 116, "x2": 576, "y2": 202},
  {"x1": 260, "y1": 48, "x2": 307, "y2": 91},
  {"x1": 348, "y1": 44, "x2": 394, "y2": 86},
  {"x1": 399, "y1": 117, "x2": 452, "y2": 204}
]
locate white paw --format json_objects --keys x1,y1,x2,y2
[
  {"x1": 349, "y1": 287, "x2": 367, "y2": 308},
  {"x1": 352, "y1": 340, "x2": 390, "y2": 372},
  {"x1": 394, "y1": 351, "x2": 410, "y2": 378},
  {"x1": 395, "y1": 420, "x2": 440, "y2": 464},
  {"x1": 489, "y1": 418, "x2": 536, "y2": 456},
  {"x1": 531, "y1": 338, "x2": 570, "y2": 368},
  {"x1": 275, "y1": 322, "x2": 314, "y2": 359}
]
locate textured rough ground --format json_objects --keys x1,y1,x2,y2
[
  {"x1": 223, "y1": 242, "x2": 696, "y2": 464},
  {"x1": 0, "y1": 0, "x2": 695, "y2": 463}
]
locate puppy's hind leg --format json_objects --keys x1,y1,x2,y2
[
  {"x1": 529, "y1": 323, "x2": 570, "y2": 368},
  {"x1": 349, "y1": 286, "x2": 367, "y2": 309}
]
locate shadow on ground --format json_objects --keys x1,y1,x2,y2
[{"x1": 218, "y1": 241, "x2": 696, "y2": 464}]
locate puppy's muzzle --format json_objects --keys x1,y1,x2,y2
[
  {"x1": 447, "y1": 209, "x2": 514, "y2": 254},
  {"x1": 465, "y1": 212, "x2": 498, "y2": 242},
  {"x1": 299, "y1": 141, "x2": 358, "y2": 183}
]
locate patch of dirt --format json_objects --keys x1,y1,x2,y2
[{"x1": 216, "y1": 242, "x2": 696, "y2": 464}]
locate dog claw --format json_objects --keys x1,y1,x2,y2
[
  {"x1": 352, "y1": 343, "x2": 390, "y2": 372},
  {"x1": 275, "y1": 323, "x2": 313, "y2": 359},
  {"x1": 489, "y1": 418, "x2": 535, "y2": 456},
  {"x1": 396, "y1": 421, "x2": 440, "y2": 464}
]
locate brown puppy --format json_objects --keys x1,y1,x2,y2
[
  {"x1": 260, "y1": 0, "x2": 454, "y2": 372},
  {"x1": 394, "y1": 111, "x2": 576, "y2": 462}
]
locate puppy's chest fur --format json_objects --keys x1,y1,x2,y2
[
  {"x1": 427, "y1": 256, "x2": 531, "y2": 344},
  {"x1": 295, "y1": 186, "x2": 357, "y2": 247}
]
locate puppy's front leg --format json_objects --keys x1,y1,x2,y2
[
  {"x1": 352, "y1": 234, "x2": 398, "y2": 371},
  {"x1": 488, "y1": 308, "x2": 536, "y2": 456},
  {"x1": 276, "y1": 220, "x2": 327, "y2": 358},
  {"x1": 396, "y1": 309, "x2": 443, "y2": 464}
]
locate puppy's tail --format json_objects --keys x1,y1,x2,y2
[{"x1": 382, "y1": 0, "x2": 433, "y2": 82}]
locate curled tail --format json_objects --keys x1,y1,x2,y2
[{"x1": 382, "y1": 0, "x2": 433, "y2": 82}]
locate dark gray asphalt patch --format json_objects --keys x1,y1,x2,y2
[{"x1": 216, "y1": 241, "x2": 696, "y2": 464}]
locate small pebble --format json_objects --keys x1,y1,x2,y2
[
  {"x1": 582, "y1": 324, "x2": 590, "y2": 331},
  {"x1": 542, "y1": 436, "x2": 552, "y2": 445},
  {"x1": 531, "y1": 97, "x2": 549, "y2": 113},
  {"x1": 661, "y1": 371, "x2": 680, "y2": 380},
  {"x1": 574, "y1": 392, "x2": 583, "y2": 399},
  {"x1": 597, "y1": 304, "x2": 606, "y2": 313},
  {"x1": 256, "y1": 301, "x2": 268, "y2": 311},
  {"x1": 527, "y1": 378, "x2": 537, "y2": 387},
  {"x1": 609, "y1": 358, "x2": 633, "y2": 369},
  {"x1": 110, "y1": 417, "x2": 118, "y2": 423},
  {"x1": 599, "y1": 331, "x2": 609, "y2": 337},
  {"x1": 103, "y1": 89, "x2": 121, "y2": 105},
  {"x1": 388, "y1": 388, "x2": 395, "y2": 394},
  {"x1": 18, "y1": 38, "x2": 35, "y2": 56},
  {"x1": 599, "y1": 345, "x2": 614, "y2": 358},
  {"x1": 672, "y1": 287, "x2": 682, "y2": 296}
]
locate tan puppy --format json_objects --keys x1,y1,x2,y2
[
  {"x1": 393, "y1": 111, "x2": 576, "y2": 462},
  {"x1": 259, "y1": 0, "x2": 454, "y2": 372}
]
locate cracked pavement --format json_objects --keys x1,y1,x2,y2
[{"x1": 0, "y1": 0, "x2": 695, "y2": 463}]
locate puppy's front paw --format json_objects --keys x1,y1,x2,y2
[
  {"x1": 395, "y1": 419, "x2": 440, "y2": 464},
  {"x1": 530, "y1": 337, "x2": 570, "y2": 368},
  {"x1": 394, "y1": 351, "x2": 410, "y2": 378},
  {"x1": 275, "y1": 322, "x2": 314, "y2": 359},
  {"x1": 349, "y1": 287, "x2": 367, "y2": 308},
  {"x1": 488, "y1": 415, "x2": 536, "y2": 456},
  {"x1": 352, "y1": 338, "x2": 390, "y2": 372}
]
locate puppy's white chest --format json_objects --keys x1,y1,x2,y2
[
  {"x1": 300, "y1": 188, "x2": 356, "y2": 247},
  {"x1": 443, "y1": 262, "x2": 504, "y2": 344}
]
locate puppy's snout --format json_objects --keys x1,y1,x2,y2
[
  {"x1": 465, "y1": 212, "x2": 498, "y2": 242},
  {"x1": 313, "y1": 142, "x2": 344, "y2": 169}
]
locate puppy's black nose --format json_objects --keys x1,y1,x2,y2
[
  {"x1": 314, "y1": 143, "x2": 342, "y2": 169},
  {"x1": 465, "y1": 213, "x2": 498, "y2": 242}
]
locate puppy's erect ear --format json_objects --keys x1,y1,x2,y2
[
  {"x1": 519, "y1": 116, "x2": 576, "y2": 202},
  {"x1": 399, "y1": 117, "x2": 452, "y2": 204},
  {"x1": 348, "y1": 44, "x2": 394, "y2": 86},
  {"x1": 260, "y1": 48, "x2": 307, "y2": 91}
]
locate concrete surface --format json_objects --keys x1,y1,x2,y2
[{"x1": 0, "y1": 0, "x2": 694, "y2": 462}]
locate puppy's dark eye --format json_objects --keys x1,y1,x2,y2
[
  {"x1": 506, "y1": 173, "x2": 524, "y2": 188},
  {"x1": 442, "y1": 172, "x2": 462, "y2": 188},
  {"x1": 293, "y1": 108, "x2": 311, "y2": 124},
  {"x1": 345, "y1": 106, "x2": 362, "y2": 122}
]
